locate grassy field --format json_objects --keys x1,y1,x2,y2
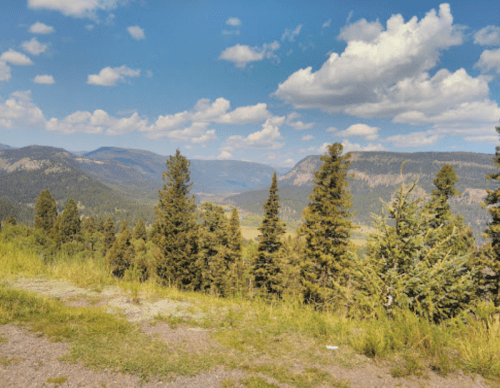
[{"x1": 1, "y1": 228, "x2": 499, "y2": 387}]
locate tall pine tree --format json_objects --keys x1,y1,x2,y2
[
  {"x1": 133, "y1": 218, "x2": 147, "y2": 241},
  {"x1": 228, "y1": 207, "x2": 244, "y2": 292},
  {"x1": 152, "y1": 149, "x2": 199, "y2": 290},
  {"x1": 299, "y1": 143, "x2": 354, "y2": 307},
  {"x1": 34, "y1": 189, "x2": 58, "y2": 233},
  {"x1": 252, "y1": 171, "x2": 286, "y2": 296},
  {"x1": 102, "y1": 216, "x2": 116, "y2": 256},
  {"x1": 483, "y1": 123, "x2": 500, "y2": 305},
  {"x1": 59, "y1": 198, "x2": 81, "y2": 243}
]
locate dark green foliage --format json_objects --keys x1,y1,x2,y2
[
  {"x1": 102, "y1": 217, "x2": 116, "y2": 256},
  {"x1": 483, "y1": 123, "x2": 500, "y2": 305},
  {"x1": 34, "y1": 189, "x2": 58, "y2": 232},
  {"x1": 81, "y1": 216, "x2": 98, "y2": 251},
  {"x1": 106, "y1": 223, "x2": 135, "y2": 278},
  {"x1": 426, "y1": 164, "x2": 461, "y2": 229},
  {"x1": 299, "y1": 143, "x2": 354, "y2": 307},
  {"x1": 152, "y1": 149, "x2": 199, "y2": 290},
  {"x1": 59, "y1": 198, "x2": 81, "y2": 243},
  {"x1": 228, "y1": 207, "x2": 244, "y2": 292},
  {"x1": 133, "y1": 218, "x2": 147, "y2": 241},
  {"x1": 359, "y1": 174, "x2": 475, "y2": 321},
  {"x1": 252, "y1": 171, "x2": 286, "y2": 296}
]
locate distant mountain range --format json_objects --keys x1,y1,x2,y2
[
  {"x1": 0, "y1": 143, "x2": 498, "y2": 244},
  {"x1": 0, "y1": 144, "x2": 11, "y2": 150}
]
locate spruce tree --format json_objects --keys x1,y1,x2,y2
[
  {"x1": 359, "y1": 172, "x2": 474, "y2": 321},
  {"x1": 198, "y1": 203, "x2": 233, "y2": 295},
  {"x1": 59, "y1": 199, "x2": 81, "y2": 243},
  {"x1": 228, "y1": 207, "x2": 244, "y2": 292},
  {"x1": 152, "y1": 149, "x2": 199, "y2": 290},
  {"x1": 299, "y1": 143, "x2": 354, "y2": 307},
  {"x1": 252, "y1": 171, "x2": 286, "y2": 296},
  {"x1": 483, "y1": 123, "x2": 500, "y2": 305},
  {"x1": 107, "y1": 223, "x2": 135, "y2": 278},
  {"x1": 81, "y1": 216, "x2": 97, "y2": 250},
  {"x1": 34, "y1": 189, "x2": 58, "y2": 233},
  {"x1": 426, "y1": 164, "x2": 461, "y2": 229},
  {"x1": 133, "y1": 218, "x2": 147, "y2": 241},
  {"x1": 102, "y1": 216, "x2": 116, "y2": 256}
]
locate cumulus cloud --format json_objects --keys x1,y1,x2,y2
[
  {"x1": 301, "y1": 135, "x2": 314, "y2": 141},
  {"x1": 87, "y1": 65, "x2": 140, "y2": 86},
  {"x1": 0, "y1": 91, "x2": 45, "y2": 130},
  {"x1": 0, "y1": 50, "x2": 33, "y2": 65},
  {"x1": 474, "y1": 26, "x2": 500, "y2": 46},
  {"x1": 341, "y1": 139, "x2": 387, "y2": 152},
  {"x1": 0, "y1": 62, "x2": 11, "y2": 82},
  {"x1": 476, "y1": 48, "x2": 500, "y2": 73},
  {"x1": 337, "y1": 19, "x2": 383, "y2": 43},
  {"x1": 217, "y1": 150, "x2": 232, "y2": 160},
  {"x1": 215, "y1": 103, "x2": 271, "y2": 124},
  {"x1": 384, "y1": 131, "x2": 440, "y2": 148},
  {"x1": 286, "y1": 111, "x2": 314, "y2": 130},
  {"x1": 46, "y1": 109, "x2": 148, "y2": 135},
  {"x1": 274, "y1": 4, "x2": 464, "y2": 114},
  {"x1": 127, "y1": 26, "x2": 145, "y2": 40},
  {"x1": 28, "y1": 0, "x2": 122, "y2": 18},
  {"x1": 223, "y1": 116, "x2": 286, "y2": 150},
  {"x1": 331, "y1": 124, "x2": 380, "y2": 141},
  {"x1": 219, "y1": 41, "x2": 280, "y2": 68},
  {"x1": 281, "y1": 25, "x2": 302, "y2": 42},
  {"x1": 33, "y1": 75, "x2": 55, "y2": 84},
  {"x1": 226, "y1": 17, "x2": 241, "y2": 27},
  {"x1": 21, "y1": 38, "x2": 48, "y2": 56},
  {"x1": 29, "y1": 21, "x2": 55, "y2": 34}
]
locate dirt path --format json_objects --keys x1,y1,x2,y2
[{"x1": 0, "y1": 278, "x2": 493, "y2": 388}]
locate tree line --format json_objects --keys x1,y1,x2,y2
[{"x1": 2, "y1": 126, "x2": 500, "y2": 320}]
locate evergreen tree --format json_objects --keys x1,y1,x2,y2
[
  {"x1": 59, "y1": 199, "x2": 81, "y2": 243},
  {"x1": 152, "y1": 149, "x2": 199, "y2": 290},
  {"x1": 426, "y1": 164, "x2": 461, "y2": 229},
  {"x1": 483, "y1": 123, "x2": 500, "y2": 305},
  {"x1": 133, "y1": 218, "x2": 147, "y2": 241},
  {"x1": 102, "y1": 216, "x2": 116, "y2": 256},
  {"x1": 81, "y1": 216, "x2": 97, "y2": 250},
  {"x1": 358, "y1": 174, "x2": 474, "y2": 321},
  {"x1": 299, "y1": 143, "x2": 354, "y2": 307},
  {"x1": 107, "y1": 223, "x2": 135, "y2": 278},
  {"x1": 198, "y1": 203, "x2": 232, "y2": 295},
  {"x1": 252, "y1": 171, "x2": 286, "y2": 296},
  {"x1": 228, "y1": 207, "x2": 244, "y2": 292},
  {"x1": 34, "y1": 189, "x2": 58, "y2": 233}
]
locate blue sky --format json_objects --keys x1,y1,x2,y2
[{"x1": 1, "y1": 0, "x2": 500, "y2": 167}]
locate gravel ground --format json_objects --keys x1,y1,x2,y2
[{"x1": 0, "y1": 278, "x2": 494, "y2": 388}]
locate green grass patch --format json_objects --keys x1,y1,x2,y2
[{"x1": 46, "y1": 376, "x2": 68, "y2": 385}]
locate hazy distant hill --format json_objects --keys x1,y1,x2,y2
[
  {"x1": 226, "y1": 151, "x2": 497, "y2": 243},
  {"x1": 0, "y1": 144, "x2": 11, "y2": 150},
  {"x1": 81, "y1": 147, "x2": 280, "y2": 200}
]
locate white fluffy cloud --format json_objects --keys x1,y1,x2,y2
[
  {"x1": 223, "y1": 116, "x2": 285, "y2": 150},
  {"x1": 301, "y1": 135, "x2": 314, "y2": 141},
  {"x1": 28, "y1": 0, "x2": 121, "y2": 18},
  {"x1": 46, "y1": 109, "x2": 148, "y2": 135},
  {"x1": 0, "y1": 50, "x2": 33, "y2": 66},
  {"x1": 215, "y1": 103, "x2": 271, "y2": 124},
  {"x1": 29, "y1": 22, "x2": 55, "y2": 34},
  {"x1": 21, "y1": 38, "x2": 48, "y2": 56},
  {"x1": 0, "y1": 62, "x2": 11, "y2": 82},
  {"x1": 0, "y1": 91, "x2": 45, "y2": 130},
  {"x1": 226, "y1": 17, "x2": 241, "y2": 27},
  {"x1": 331, "y1": 124, "x2": 380, "y2": 141},
  {"x1": 281, "y1": 25, "x2": 302, "y2": 42},
  {"x1": 474, "y1": 26, "x2": 500, "y2": 46},
  {"x1": 33, "y1": 75, "x2": 55, "y2": 84},
  {"x1": 384, "y1": 131, "x2": 440, "y2": 148},
  {"x1": 286, "y1": 112, "x2": 314, "y2": 130},
  {"x1": 337, "y1": 19, "x2": 383, "y2": 43},
  {"x1": 318, "y1": 140, "x2": 386, "y2": 154},
  {"x1": 476, "y1": 48, "x2": 500, "y2": 73},
  {"x1": 217, "y1": 150, "x2": 232, "y2": 160},
  {"x1": 87, "y1": 65, "x2": 140, "y2": 86},
  {"x1": 127, "y1": 26, "x2": 145, "y2": 40},
  {"x1": 219, "y1": 41, "x2": 279, "y2": 68},
  {"x1": 274, "y1": 4, "x2": 465, "y2": 115}
]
